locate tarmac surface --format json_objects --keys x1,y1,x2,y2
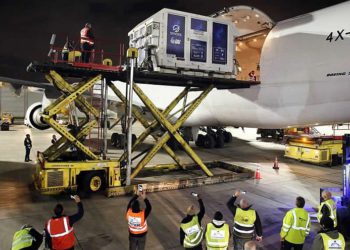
[{"x1": 0, "y1": 125, "x2": 349, "y2": 250}]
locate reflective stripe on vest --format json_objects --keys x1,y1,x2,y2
[
  {"x1": 205, "y1": 222, "x2": 229, "y2": 250},
  {"x1": 318, "y1": 199, "x2": 337, "y2": 227},
  {"x1": 80, "y1": 28, "x2": 94, "y2": 45},
  {"x1": 47, "y1": 217, "x2": 73, "y2": 238},
  {"x1": 233, "y1": 208, "x2": 256, "y2": 237},
  {"x1": 12, "y1": 228, "x2": 33, "y2": 250},
  {"x1": 320, "y1": 232, "x2": 345, "y2": 250},
  {"x1": 126, "y1": 209, "x2": 148, "y2": 234},
  {"x1": 180, "y1": 215, "x2": 204, "y2": 248},
  {"x1": 282, "y1": 208, "x2": 310, "y2": 245},
  {"x1": 291, "y1": 209, "x2": 310, "y2": 233}
]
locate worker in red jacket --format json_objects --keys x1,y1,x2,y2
[
  {"x1": 126, "y1": 190, "x2": 152, "y2": 250},
  {"x1": 80, "y1": 23, "x2": 95, "y2": 63},
  {"x1": 45, "y1": 195, "x2": 84, "y2": 250}
]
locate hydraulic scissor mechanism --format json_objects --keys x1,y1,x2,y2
[
  {"x1": 107, "y1": 81, "x2": 214, "y2": 179},
  {"x1": 42, "y1": 70, "x2": 102, "y2": 161}
]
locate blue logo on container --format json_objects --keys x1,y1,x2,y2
[
  {"x1": 167, "y1": 14, "x2": 185, "y2": 59},
  {"x1": 172, "y1": 25, "x2": 180, "y2": 33}
]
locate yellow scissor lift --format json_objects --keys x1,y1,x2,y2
[
  {"x1": 34, "y1": 71, "x2": 121, "y2": 195},
  {"x1": 30, "y1": 48, "x2": 257, "y2": 196}
]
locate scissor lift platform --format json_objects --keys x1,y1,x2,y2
[
  {"x1": 27, "y1": 61, "x2": 259, "y2": 89},
  {"x1": 28, "y1": 58, "x2": 258, "y2": 195}
]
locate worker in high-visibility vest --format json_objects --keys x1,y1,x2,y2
[
  {"x1": 227, "y1": 190, "x2": 263, "y2": 250},
  {"x1": 280, "y1": 196, "x2": 310, "y2": 250},
  {"x1": 80, "y1": 23, "x2": 95, "y2": 63},
  {"x1": 126, "y1": 190, "x2": 152, "y2": 250},
  {"x1": 45, "y1": 195, "x2": 84, "y2": 250},
  {"x1": 317, "y1": 191, "x2": 337, "y2": 228},
  {"x1": 205, "y1": 211, "x2": 230, "y2": 250},
  {"x1": 311, "y1": 216, "x2": 345, "y2": 250},
  {"x1": 180, "y1": 193, "x2": 205, "y2": 249},
  {"x1": 11, "y1": 224, "x2": 43, "y2": 250}
]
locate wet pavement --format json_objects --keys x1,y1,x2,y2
[{"x1": 0, "y1": 126, "x2": 348, "y2": 249}]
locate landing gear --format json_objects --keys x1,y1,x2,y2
[
  {"x1": 111, "y1": 133, "x2": 136, "y2": 149},
  {"x1": 195, "y1": 127, "x2": 232, "y2": 149}
]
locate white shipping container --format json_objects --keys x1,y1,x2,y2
[{"x1": 128, "y1": 8, "x2": 238, "y2": 78}]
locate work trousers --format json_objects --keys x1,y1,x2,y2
[
  {"x1": 25, "y1": 147, "x2": 31, "y2": 161},
  {"x1": 129, "y1": 235, "x2": 146, "y2": 250},
  {"x1": 81, "y1": 42, "x2": 94, "y2": 63},
  {"x1": 185, "y1": 245, "x2": 202, "y2": 250},
  {"x1": 233, "y1": 235, "x2": 252, "y2": 250},
  {"x1": 281, "y1": 240, "x2": 304, "y2": 250}
]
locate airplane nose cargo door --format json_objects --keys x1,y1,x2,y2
[{"x1": 213, "y1": 6, "x2": 274, "y2": 81}]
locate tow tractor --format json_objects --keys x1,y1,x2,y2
[
  {"x1": 0, "y1": 112, "x2": 14, "y2": 131},
  {"x1": 284, "y1": 134, "x2": 343, "y2": 166}
]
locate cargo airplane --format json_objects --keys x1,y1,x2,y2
[{"x1": 1, "y1": 2, "x2": 350, "y2": 148}]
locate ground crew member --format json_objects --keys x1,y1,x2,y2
[
  {"x1": 311, "y1": 216, "x2": 345, "y2": 250},
  {"x1": 24, "y1": 134, "x2": 32, "y2": 162},
  {"x1": 80, "y1": 23, "x2": 95, "y2": 63},
  {"x1": 280, "y1": 196, "x2": 310, "y2": 250},
  {"x1": 62, "y1": 38, "x2": 75, "y2": 62},
  {"x1": 248, "y1": 71, "x2": 256, "y2": 81},
  {"x1": 11, "y1": 224, "x2": 43, "y2": 250},
  {"x1": 205, "y1": 211, "x2": 230, "y2": 250},
  {"x1": 51, "y1": 135, "x2": 57, "y2": 144},
  {"x1": 317, "y1": 190, "x2": 337, "y2": 228},
  {"x1": 45, "y1": 195, "x2": 84, "y2": 250},
  {"x1": 126, "y1": 190, "x2": 152, "y2": 250},
  {"x1": 180, "y1": 193, "x2": 205, "y2": 249},
  {"x1": 227, "y1": 190, "x2": 262, "y2": 250}
]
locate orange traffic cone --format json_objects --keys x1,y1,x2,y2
[
  {"x1": 273, "y1": 156, "x2": 279, "y2": 170},
  {"x1": 255, "y1": 167, "x2": 262, "y2": 179}
]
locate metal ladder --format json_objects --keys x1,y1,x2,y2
[{"x1": 42, "y1": 71, "x2": 102, "y2": 161}]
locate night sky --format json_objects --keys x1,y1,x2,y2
[{"x1": 0, "y1": 0, "x2": 346, "y2": 82}]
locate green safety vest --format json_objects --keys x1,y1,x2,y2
[
  {"x1": 317, "y1": 199, "x2": 337, "y2": 227},
  {"x1": 205, "y1": 222, "x2": 229, "y2": 250},
  {"x1": 280, "y1": 208, "x2": 310, "y2": 244},
  {"x1": 180, "y1": 215, "x2": 204, "y2": 248},
  {"x1": 12, "y1": 228, "x2": 33, "y2": 250},
  {"x1": 233, "y1": 208, "x2": 256, "y2": 238},
  {"x1": 320, "y1": 232, "x2": 345, "y2": 250}
]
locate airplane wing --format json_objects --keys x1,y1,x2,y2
[
  {"x1": 0, "y1": 76, "x2": 54, "y2": 90},
  {"x1": 0, "y1": 76, "x2": 61, "y2": 98}
]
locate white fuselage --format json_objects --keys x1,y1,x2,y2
[{"x1": 109, "y1": 2, "x2": 350, "y2": 129}]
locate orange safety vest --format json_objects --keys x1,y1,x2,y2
[
  {"x1": 126, "y1": 209, "x2": 148, "y2": 234},
  {"x1": 46, "y1": 216, "x2": 75, "y2": 250},
  {"x1": 80, "y1": 27, "x2": 94, "y2": 45}
]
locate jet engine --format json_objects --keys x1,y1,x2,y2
[{"x1": 25, "y1": 102, "x2": 50, "y2": 130}]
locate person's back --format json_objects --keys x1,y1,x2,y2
[
  {"x1": 205, "y1": 211, "x2": 229, "y2": 250},
  {"x1": 180, "y1": 193, "x2": 205, "y2": 250},
  {"x1": 317, "y1": 191, "x2": 337, "y2": 228},
  {"x1": 283, "y1": 208, "x2": 310, "y2": 244},
  {"x1": 45, "y1": 195, "x2": 84, "y2": 250},
  {"x1": 311, "y1": 216, "x2": 345, "y2": 250},
  {"x1": 280, "y1": 197, "x2": 310, "y2": 250},
  {"x1": 126, "y1": 190, "x2": 151, "y2": 250},
  {"x1": 12, "y1": 225, "x2": 43, "y2": 250}
]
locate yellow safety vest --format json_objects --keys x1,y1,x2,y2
[
  {"x1": 320, "y1": 232, "x2": 345, "y2": 250},
  {"x1": 180, "y1": 215, "x2": 204, "y2": 248},
  {"x1": 205, "y1": 222, "x2": 229, "y2": 250},
  {"x1": 317, "y1": 199, "x2": 337, "y2": 228},
  {"x1": 280, "y1": 208, "x2": 310, "y2": 244},
  {"x1": 233, "y1": 208, "x2": 256, "y2": 238},
  {"x1": 12, "y1": 228, "x2": 33, "y2": 250}
]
